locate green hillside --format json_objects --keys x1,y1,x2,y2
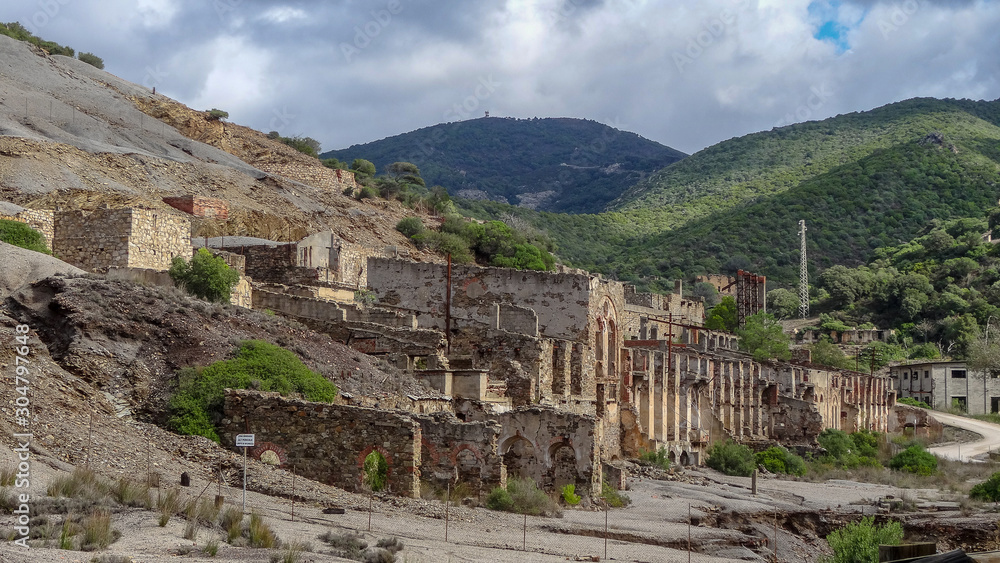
[
  {"x1": 321, "y1": 117, "x2": 686, "y2": 214},
  {"x1": 460, "y1": 97, "x2": 1000, "y2": 291}
]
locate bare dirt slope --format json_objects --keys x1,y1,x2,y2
[
  {"x1": 0, "y1": 33, "x2": 437, "y2": 251},
  {"x1": 0, "y1": 241, "x2": 82, "y2": 299}
]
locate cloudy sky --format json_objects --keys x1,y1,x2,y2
[{"x1": 6, "y1": 0, "x2": 999, "y2": 155}]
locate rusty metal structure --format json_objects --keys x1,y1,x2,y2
[{"x1": 735, "y1": 269, "x2": 766, "y2": 327}]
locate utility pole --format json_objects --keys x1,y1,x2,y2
[{"x1": 798, "y1": 220, "x2": 809, "y2": 319}]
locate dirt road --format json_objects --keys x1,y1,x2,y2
[{"x1": 928, "y1": 411, "x2": 1000, "y2": 461}]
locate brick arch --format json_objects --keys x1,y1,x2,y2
[
  {"x1": 420, "y1": 437, "x2": 441, "y2": 466},
  {"x1": 546, "y1": 436, "x2": 576, "y2": 467},
  {"x1": 251, "y1": 442, "x2": 288, "y2": 467},
  {"x1": 449, "y1": 443, "x2": 484, "y2": 466}
]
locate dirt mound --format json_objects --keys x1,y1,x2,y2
[{"x1": 0, "y1": 240, "x2": 84, "y2": 299}]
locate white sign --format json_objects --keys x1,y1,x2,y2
[{"x1": 235, "y1": 434, "x2": 255, "y2": 448}]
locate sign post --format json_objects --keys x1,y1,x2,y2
[{"x1": 235, "y1": 434, "x2": 255, "y2": 513}]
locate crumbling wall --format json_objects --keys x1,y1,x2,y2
[
  {"x1": 53, "y1": 208, "x2": 189, "y2": 272},
  {"x1": 255, "y1": 161, "x2": 356, "y2": 193},
  {"x1": 221, "y1": 390, "x2": 421, "y2": 497},
  {"x1": 162, "y1": 195, "x2": 229, "y2": 220},
  {"x1": 367, "y1": 257, "x2": 596, "y2": 341},
  {"x1": 497, "y1": 407, "x2": 600, "y2": 497},
  {"x1": 888, "y1": 405, "x2": 943, "y2": 440},
  {"x1": 414, "y1": 412, "x2": 504, "y2": 496}
]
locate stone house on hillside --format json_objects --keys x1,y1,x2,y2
[{"x1": 892, "y1": 360, "x2": 1000, "y2": 415}]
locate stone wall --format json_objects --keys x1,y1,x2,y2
[
  {"x1": 162, "y1": 196, "x2": 229, "y2": 220},
  {"x1": 255, "y1": 161, "x2": 357, "y2": 193},
  {"x1": 888, "y1": 404, "x2": 943, "y2": 440},
  {"x1": 217, "y1": 243, "x2": 298, "y2": 282},
  {"x1": 0, "y1": 209, "x2": 54, "y2": 249},
  {"x1": 368, "y1": 257, "x2": 599, "y2": 342},
  {"x1": 53, "y1": 208, "x2": 189, "y2": 272},
  {"x1": 221, "y1": 390, "x2": 421, "y2": 497},
  {"x1": 414, "y1": 412, "x2": 504, "y2": 496},
  {"x1": 297, "y1": 232, "x2": 390, "y2": 287}
]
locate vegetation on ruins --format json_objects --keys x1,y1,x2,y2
[
  {"x1": 168, "y1": 340, "x2": 338, "y2": 442},
  {"x1": 266, "y1": 130, "x2": 322, "y2": 157},
  {"x1": 485, "y1": 477, "x2": 560, "y2": 516},
  {"x1": 362, "y1": 451, "x2": 388, "y2": 492},
  {"x1": 888, "y1": 444, "x2": 938, "y2": 476},
  {"x1": 322, "y1": 117, "x2": 686, "y2": 214},
  {"x1": 637, "y1": 446, "x2": 672, "y2": 471},
  {"x1": 896, "y1": 397, "x2": 930, "y2": 409},
  {"x1": 600, "y1": 481, "x2": 631, "y2": 508},
  {"x1": 169, "y1": 248, "x2": 240, "y2": 304},
  {"x1": 705, "y1": 440, "x2": 756, "y2": 477},
  {"x1": 735, "y1": 312, "x2": 791, "y2": 361},
  {"x1": 0, "y1": 219, "x2": 50, "y2": 254},
  {"x1": 0, "y1": 21, "x2": 76, "y2": 56},
  {"x1": 822, "y1": 516, "x2": 903, "y2": 563},
  {"x1": 560, "y1": 484, "x2": 581, "y2": 506}
]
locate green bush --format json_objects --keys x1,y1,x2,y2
[
  {"x1": 206, "y1": 108, "x2": 229, "y2": 121},
  {"x1": 705, "y1": 440, "x2": 756, "y2": 477},
  {"x1": 411, "y1": 231, "x2": 475, "y2": 264},
  {"x1": 970, "y1": 472, "x2": 1000, "y2": 501},
  {"x1": 755, "y1": 446, "x2": 806, "y2": 476},
  {"x1": 485, "y1": 478, "x2": 557, "y2": 516},
  {"x1": 823, "y1": 516, "x2": 903, "y2": 563},
  {"x1": 560, "y1": 484, "x2": 580, "y2": 506},
  {"x1": 357, "y1": 186, "x2": 379, "y2": 200},
  {"x1": 169, "y1": 248, "x2": 240, "y2": 303},
  {"x1": 77, "y1": 52, "x2": 104, "y2": 69},
  {"x1": 638, "y1": 446, "x2": 672, "y2": 470},
  {"x1": 0, "y1": 219, "x2": 50, "y2": 254},
  {"x1": 897, "y1": 397, "x2": 931, "y2": 409},
  {"x1": 168, "y1": 340, "x2": 338, "y2": 442},
  {"x1": 351, "y1": 158, "x2": 377, "y2": 177},
  {"x1": 396, "y1": 217, "x2": 425, "y2": 238},
  {"x1": 363, "y1": 451, "x2": 388, "y2": 492},
  {"x1": 888, "y1": 445, "x2": 937, "y2": 476},
  {"x1": 600, "y1": 481, "x2": 631, "y2": 508}
]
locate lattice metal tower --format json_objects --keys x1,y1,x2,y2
[{"x1": 798, "y1": 220, "x2": 809, "y2": 319}]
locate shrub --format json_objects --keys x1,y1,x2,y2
[
  {"x1": 168, "y1": 340, "x2": 338, "y2": 442},
  {"x1": 357, "y1": 186, "x2": 379, "y2": 200},
  {"x1": 320, "y1": 530, "x2": 368, "y2": 560},
  {"x1": 600, "y1": 481, "x2": 631, "y2": 508},
  {"x1": 823, "y1": 516, "x2": 903, "y2": 563},
  {"x1": 247, "y1": 512, "x2": 277, "y2": 548},
  {"x1": 706, "y1": 440, "x2": 756, "y2": 477},
  {"x1": 362, "y1": 451, "x2": 388, "y2": 492},
  {"x1": 561, "y1": 484, "x2": 581, "y2": 506},
  {"x1": 638, "y1": 447, "x2": 671, "y2": 470},
  {"x1": 0, "y1": 219, "x2": 50, "y2": 254},
  {"x1": 970, "y1": 472, "x2": 1000, "y2": 501},
  {"x1": 888, "y1": 445, "x2": 937, "y2": 476},
  {"x1": 485, "y1": 478, "x2": 557, "y2": 515},
  {"x1": 396, "y1": 217, "x2": 425, "y2": 238},
  {"x1": 897, "y1": 397, "x2": 931, "y2": 409},
  {"x1": 755, "y1": 446, "x2": 806, "y2": 476},
  {"x1": 169, "y1": 248, "x2": 240, "y2": 303},
  {"x1": 206, "y1": 108, "x2": 229, "y2": 121},
  {"x1": 80, "y1": 510, "x2": 118, "y2": 551},
  {"x1": 410, "y1": 231, "x2": 475, "y2": 263},
  {"x1": 351, "y1": 159, "x2": 377, "y2": 177},
  {"x1": 77, "y1": 52, "x2": 103, "y2": 69}
]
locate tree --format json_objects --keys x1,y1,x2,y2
[
  {"x1": 810, "y1": 336, "x2": 850, "y2": 369},
  {"x1": 206, "y1": 108, "x2": 229, "y2": 121},
  {"x1": 736, "y1": 312, "x2": 791, "y2": 361},
  {"x1": 767, "y1": 288, "x2": 800, "y2": 319},
  {"x1": 77, "y1": 52, "x2": 104, "y2": 69},
  {"x1": 690, "y1": 282, "x2": 720, "y2": 308},
  {"x1": 395, "y1": 216, "x2": 425, "y2": 238},
  {"x1": 169, "y1": 248, "x2": 240, "y2": 303},
  {"x1": 705, "y1": 296, "x2": 738, "y2": 332},
  {"x1": 351, "y1": 158, "x2": 376, "y2": 177}
]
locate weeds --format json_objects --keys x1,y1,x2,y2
[
  {"x1": 218, "y1": 506, "x2": 243, "y2": 543},
  {"x1": 271, "y1": 540, "x2": 312, "y2": 563},
  {"x1": 203, "y1": 537, "x2": 219, "y2": 556},
  {"x1": 110, "y1": 478, "x2": 150, "y2": 508},
  {"x1": 638, "y1": 447, "x2": 672, "y2": 471},
  {"x1": 0, "y1": 465, "x2": 15, "y2": 487},
  {"x1": 486, "y1": 477, "x2": 560, "y2": 516},
  {"x1": 320, "y1": 530, "x2": 368, "y2": 560},
  {"x1": 80, "y1": 510, "x2": 118, "y2": 551},
  {"x1": 248, "y1": 511, "x2": 277, "y2": 548},
  {"x1": 600, "y1": 481, "x2": 631, "y2": 508}
]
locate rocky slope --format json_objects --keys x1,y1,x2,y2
[{"x1": 0, "y1": 33, "x2": 435, "y2": 252}]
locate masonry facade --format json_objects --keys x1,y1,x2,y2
[
  {"x1": 892, "y1": 360, "x2": 1000, "y2": 415},
  {"x1": 53, "y1": 208, "x2": 190, "y2": 272}
]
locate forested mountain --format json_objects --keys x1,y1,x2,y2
[
  {"x1": 321, "y1": 117, "x2": 686, "y2": 214},
  {"x1": 459, "y1": 97, "x2": 1000, "y2": 291}
]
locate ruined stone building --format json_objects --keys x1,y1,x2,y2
[{"x1": 220, "y1": 247, "x2": 895, "y2": 498}]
